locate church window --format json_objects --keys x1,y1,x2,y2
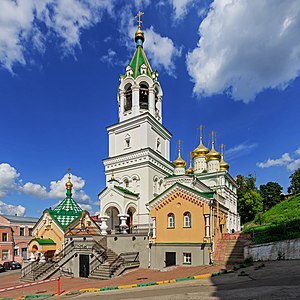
[
  {"x1": 124, "y1": 134, "x2": 131, "y2": 148},
  {"x1": 167, "y1": 213, "x2": 175, "y2": 228},
  {"x1": 124, "y1": 85, "x2": 132, "y2": 112},
  {"x1": 126, "y1": 65, "x2": 133, "y2": 77},
  {"x1": 123, "y1": 178, "x2": 130, "y2": 188},
  {"x1": 140, "y1": 64, "x2": 147, "y2": 75},
  {"x1": 139, "y1": 83, "x2": 149, "y2": 109},
  {"x1": 183, "y1": 212, "x2": 191, "y2": 228},
  {"x1": 183, "y1": 253, "x2": 191, "y2": 264},
  {"x1": 156, "y1": 138, "x2": 161, "y2": 152}
]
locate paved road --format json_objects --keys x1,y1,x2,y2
[{"x1": 53, "y1": 260, "x2": 300, "y2": 299}]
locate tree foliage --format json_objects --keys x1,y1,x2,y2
[
  {"x1": 260, "y1": 181, "x2": 283, "y2": 211},
  {"x1": 288, "y1": 168, "x2": 300, "y2": 194},
  {"x1": 236, "y1": 174, "x2": 262, "y2": 223}
]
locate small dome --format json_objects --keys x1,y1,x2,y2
[
  {"x1": 220, "y1": 159, "x2": 229, "y2": 171},
  {"x1": 66, "y1": 181, "x2": 73, "y2": 190},
  {"x1": 192, "y1": 142, "x2": 209, "y2": 159},
  {"x1": 206, "y1": 147, "x2": 221, "y2": 162},
  {"x1": 186, "y1": 164, "x2": 194, "y2": 175},
  {"x1": 135, "y1": 28, "x2": 144, "y2": 43},
  {"x1": 173, "y1": 154, "x2": 186, "y2": 168}
]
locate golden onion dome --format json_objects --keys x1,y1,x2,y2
[
  {"x1": 192, "y1": 125, "x2": 209, "y2": 159},
  {"x1": 220, "y1": 144, "x2": 229, "y2": 171},
  {"x1": 206, "y1": 131, "x2": 221, "y2": 162},
  {"x1": 192, "y1": 141, "x2": 209, "y2": 159},
  {"x1": 65, "y1": 168, "x2": 73, "y2": 190},
  {"x1": 220, "y1": 159, "x2": 229, "y2": 171},
  {"x1": 135, "y1": 28, "x2": 145, "y2": 43},
  {"x1": 173, "y1": 154, "x2": 186, "y2": 168},
  {"x1": 186, "y1": 164, "x2": 194, "y2": 175}
]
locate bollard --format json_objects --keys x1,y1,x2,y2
[{"x1": 57, "y1": 277, "x2": 61, "y2": 296}]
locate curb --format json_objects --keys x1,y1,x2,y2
[
  {"x1": 73, "y1": 269, "x2": 227, "y2": 296},
  {"x1": 0, "y1": 269, "x2": 229, "y2": 299}
]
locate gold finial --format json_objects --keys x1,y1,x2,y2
[
  {"x1": 177, "y1": 139, "x2": 182, "y2": 154},
  {"x1": 66, "y1": 167, "x2": 73, "y2": 190},
  {"x1": 211, "y1": 130, "x2": 215, "y2": 147},
  {"x1": 199, "y1": 125, "x2": 204, "y2": 142},
  {"x1": 136, "y1": 11, "x2": 144, "y2": 29},
  {"x1": 221, "y1": 144, "x2": 225, "y2": 156}
]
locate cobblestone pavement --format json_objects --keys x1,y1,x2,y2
[{"x1": 0, "y1": 265, "x2": 224, "y2": 298}]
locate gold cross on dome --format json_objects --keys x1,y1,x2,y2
[
  {"x1": 68, "y1": 167, "x2": 71, "y2": 180},
  {"x1": 177, "y1": 139, "x2": 182, "y2": 153},
  {"x1": 136, "y1": 11, "x2": 144, "y2": 28}
]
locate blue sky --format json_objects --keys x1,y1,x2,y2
[{"x1": 1, "y1": 0, "x2": 300, "y2": 217}]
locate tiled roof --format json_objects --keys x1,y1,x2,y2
[
  {"x1": 48, "y1": 194, "x2": 83, "y2": 229},
  {"x1": 0, "y1": 214, "x2": 39, "y2": 223}
]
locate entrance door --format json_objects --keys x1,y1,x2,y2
[
  {"x1": 79, "y1": 255, "x2": 89, "y2": 278},
  {"x1": 165, "y1": 252, "x2": 176, "y2": 267}
]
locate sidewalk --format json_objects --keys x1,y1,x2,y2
[{"x1": 0, "y1": 265, "x2": 225, "y2": 299}]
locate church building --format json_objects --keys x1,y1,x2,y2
[{"x1": 97, "y1": 12, "x2": 240, "y2": 268}]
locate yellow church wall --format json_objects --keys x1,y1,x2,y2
[
  {"x1": 150, "y1": 191, "x2": 210, "y2": 243},
  {"x1": 34, "y1": 221, "x2": 64, "y2": 251}
]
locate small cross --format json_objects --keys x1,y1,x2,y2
[{"x1": 136, "y1": 11, "x2": 144, "y2": 28}]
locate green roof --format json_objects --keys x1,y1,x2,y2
[
  {"x1": 32, "y1": 238, "x2": 56, "y2": 245},
  {"x1": 48, "y1": 190, "x2": 83, "y2": 229},
  {"x1": 125, "y1": 45, "x2": 153, "y2": 79},
  {"x1": 114, "y1": 185, "x2": 139, "y2": 196}
]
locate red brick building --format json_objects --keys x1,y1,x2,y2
[{"x1": 0, "y1": 215, "x2": 38, "y2": 263}]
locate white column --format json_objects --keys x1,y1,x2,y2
[
  {"x1": 157, "y1": 96, "x2": 162, "y2": 122},
  {"x1": 132, "y1": 84, "x2": 139, "y2": 115},
  {"x1": 39, "y1": 252, "x2": 46, "y2": 263},
  {"x1": 99, "y1": 216, "x2": 110, "y2": 236},
  {"x1": 119, "y1": 91, "x2": 125, "y2": 121},
  {"x1": 148, "y1": 87, "x2": 155, "y2": 116},
  {"x1": 118, "y1": 214, "x2": 129, "y2": 234},
  {"x1": 29, "y1": 252, "x2": 36, "y2": 262},
  {"x1": 152, "y1": 218, "x2": 156, "y2": 238}
]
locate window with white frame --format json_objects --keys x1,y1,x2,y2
[
  {"x1": 2, "y1": 233, "x2": 8, "y2": 242},
  {"x1": 183, "y1": 212, "x2": 191, "y2": 228},
  {"x1": 2, "y1": 250, "x2": 9, "y2": 261},
  {"x1": 183, "y1": 253, "x2": 191, "y2": 264},
  {"x1": 167, "y1": 213, "x2": 175, "y2": 228}
]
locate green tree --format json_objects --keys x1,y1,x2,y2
[
  {"x1": 236, "y1": 173, "x2": 261, "y2": 223},
  {"x1": 239, "y1": 190, "x2": 263, "y2": 223},
  {"x1": 260, "y1": 182, "x2": 283, "y2": 211},
  {"x1": 288, "y1": 168, "x2": 300, "y2": 194}
]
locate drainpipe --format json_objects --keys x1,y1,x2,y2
[
  {"x1": 145, "y1": 203, "x2": 151, "y2": 268},
  {"x1": 209, "y1": 198, "x2": 214, "y2": 264}
]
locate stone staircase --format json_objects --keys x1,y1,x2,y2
[
  {"x1": 89, "y1": 248, "x2": 119, "y2": 279},
  {"x1": 213, "y1": 233, "x2": 251, "y2": 266}
]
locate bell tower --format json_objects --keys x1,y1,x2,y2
[
  {"x1": 118, "y1": 12, "x2": 162, "y2": 123},
  {"x1": 99, "y1": 12, "x2": 174, "y2": 232}
]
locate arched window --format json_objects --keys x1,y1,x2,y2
[
  {"x1": 156, "y1": 138, "x2": 161, "y2": 152},
  {"x1": 124, "y1": 134, "x2": 131, "y2": 148},
  {"x1": 124, "y1": 85, "x2": 132, "y2": 112},
  {"x1": 139, "y1": 83, "x2": 149, "y2": 109},
  {"x1": 123, "y1": 178, "x2": 130, "y2": 188},
  {"x1": 183, "y1": 212, "x2": 191, "y2": 228},
  {"x1": 168, "y1": 213, "x2": 175, "y2": 228}
]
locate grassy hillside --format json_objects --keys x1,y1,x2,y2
[
  {"x1": 243, "y1": 194, "x2": 300, "y2": 244},
  {"x1": 260, "y1": 193, "x2": 300, "y2": 224}
]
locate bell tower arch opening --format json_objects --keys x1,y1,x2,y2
[
  {"x1": 124, "y1": 84, "x2": 132, "y2": 112},
  {"x1": 139, "y1": 82, "x2": 149, "y2": 110}
]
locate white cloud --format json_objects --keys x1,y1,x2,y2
[
  {"x1": 0, "y1": 200, "x2": 25, "y2": 216},
  {"x1": 295, "y1": 147, "x2": 300, "y2": 156},
  {"x1": 257, "y1": 153, "x2": 292, "y2": 168},
  {"x1": 122, "y1": 9, "x2": 182, "y2": 77},
  {"x1": 186, "y1": 0, "x2": 300, "y2": 102},
  {"x1": 0, "y1": 163, "x2": 20, "y2": 198},
  {"x1": 287, "y1": 159, "x2": 300, "y2": 171},
  {"x1": 257, "y1": 149, "x2": 300, "y2": 171},
  {"x1": 169, "y1": 0, "x2": 193, "y2": 20},
  {"x1": 226, "y1": 142, "x2": 257, "y2": 160},
  {"x1": 0, "y1": 163, "x2": 92, "y2": 212},
  {"x1": 0, "y1": 0, "x2": 113, "y2": 72},
  {"x1": 79, "y1": 204, "x2": 92, "y2": 211}
]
